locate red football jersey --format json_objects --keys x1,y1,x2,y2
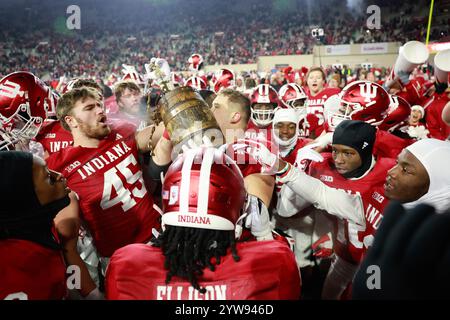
[
  {"x1": 305, "y1": 87, "x2": 341, "y2": 138},
  {"x1": 275, "y1": 138, "x2": 312, "y2": 193},
  {"x1": 34, "y1": 120, "x2": 73, "y2": 155},
  {"x1": 245, "y1": 121, "x2": 274, "y2": 145},
  {"x1": 425, "y1": 93, "x2": 450, "y2": 140},
  {"x1": 280, "y1": 138, "x2": 312, "y2": 166},
  {"x1": 0, "y1": 239, "x2": 67, "y2": 300},
  {"x1": 46, "y1": 122, "x2": 159, "y2": 257},
  {"x1": 105, "y1": 240, "x2": 300, "y2": 300},
  {"x1": 309, "y1": 154, "x2": 394, "y2": 264},
  {"x1": 374, "y1": 129, "x2": 414, "y2": 159}
]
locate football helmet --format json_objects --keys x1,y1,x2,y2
[
  {"x1": 249, "y1": 84, "x2": 280, "y2": 127},
  {"x1": 161, "y1": 147, "x2": 246, "y2": 231},
  {"x1": 184, "y1": 76, "x2": 207, "y2": 91},
  {"x1": 378, "y1": 95, "x2": 411, "y2": 132},
  {"x1": 278, "y1": 83, "x2": 307, "y2": 109},
  {"x1": 0, "y1": 71, "x2": 52, "y2": 150},
  {"x1": 213, "y1": 68, "x2": 235, "y2": 93},
  {"x1": 323, "y1": 94, "x2": 343, "y2": 131},
  {"x1": 188, "y1": 53, "x2": 204, "y2": 72},
  {"x1": 121, "y1": 64, "x2": 144, "y2": 84},
  {"x1": 60, "y1": 78, "x2": 79, "y2": 94},
  {"x1": 330, "y1": 80, "x2": 389, "y2": 127}
]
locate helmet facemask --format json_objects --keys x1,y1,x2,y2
[
  {"x1": 251, "y1": 103, "x2": 276, "y2": 127},
  {"x1": 329, "y1": 100, "x2": 361, "y2": 130},
  {"x1": 0, "y1": 100, "x2": 44, "y2": 150}
]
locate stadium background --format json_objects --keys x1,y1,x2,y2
[{"x1": 0, "y1": 0, "x2": 448, "y2": 83}]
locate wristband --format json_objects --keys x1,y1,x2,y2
[{"x1": 276, "y1": 162, "x2": 290, "y2": 176}]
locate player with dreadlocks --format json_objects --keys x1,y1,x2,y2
[
  {"x1": 105, "y1": 147, "x2": 301, "y2": 300},
  {"x1": 154, "y1": 225, "x2": 240, "y2": 293}
]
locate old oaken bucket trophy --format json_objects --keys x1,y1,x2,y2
[{"x1": 146, "y1": 59, "x2": 224, "y2": 159}]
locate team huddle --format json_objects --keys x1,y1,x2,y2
[{"x1": 1, "y1": 45, "x2": 450, "y2": 300}]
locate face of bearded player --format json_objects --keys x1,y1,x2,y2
[{"x1": 71, "y1": 96, "x2": 111, "y2": 140}]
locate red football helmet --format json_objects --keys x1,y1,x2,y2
[
  {"x1": 0, "y1": 71, "x2": 52, "y2": 150},
  {"x1": 278, "y1": 83, "x2": 307, "y2": 109},
  {"x1": 161, "y1": 147, "x2": 246, "y2": 231},
  {"x1": 184, "y1": 76, "x2": 207, "y2": 90},
  {"x1": 213, "y1": 68, "x2": 235, "y2": 93},
  {"x1": 60, "y1": 78, "x2": 79, "y2": 94},
  {"x1": 249, "y1": 84, "x2": 280, "y2": 127},
  {"x1": 331, "y1": 80, "x2": 390, "y2": 127},
  {"x1": 188, "y1": 53, "x2": 204, "y2": 72},
  {"x1": 378, "y1": 95, "x2": 411, "y2": 132}
]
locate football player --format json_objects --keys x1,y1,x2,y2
[
  {"x1": 304, "y1": 67, "x2": 341, "y2": 138},
  {"x1": 45, "y1": 87, "x2": 172, "y2": 296},
  {"x1": 105, "y1": 147, "x2": 301, "y2": 300},
  {"x1": 0, "y1": 151, "x2": 70, "y2": 300}
]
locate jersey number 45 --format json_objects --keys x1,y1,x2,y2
[{"x1": 100, "y1": 155, "x2": 147, "y2": 212}]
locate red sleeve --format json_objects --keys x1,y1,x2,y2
[
  {"x1": 374, "y1": 130, "x2": 413, "y2": 159},
  {"x1": 324, "y1": 87, "x2": 341, "y2": 95},
  {"x1": 45, "y1": 151, "x2": 61, "y2": 171},
  {"x1": 400, "y1": 79, "x2": 422, "y2": 105},
  {"x1": 426, "y1": 98, "x2": 449, "y2": 140}
]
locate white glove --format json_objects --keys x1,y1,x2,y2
[
  {"x1": 244, "y1": 195, "x2": 273, "y2": 240},
  {"x1": 313, "y1": 132, "x2": 333, "y2": 149},
  {"x1": 58, "y1": 75, "x2": 67, "y2": 85},
  {"x1": 145, "y1": 58, "x2": 171, "y2": 84},
  {"x1": 235, "y1": 138, "x2": 279, "y2": 175},
  {"x1": 295, "y1": 143, "x2": 324, "y2": 169},
  {"x1": 407, "y1": 125, "x2": 429, "y2": 140}
]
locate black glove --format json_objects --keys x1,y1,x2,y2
[{"x1": 352, "y1": 201, "x2": 450, "y2": 299}]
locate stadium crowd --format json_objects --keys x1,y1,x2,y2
[{"x1": 1, "y1": 0, "x2": 448, "y2": 80}]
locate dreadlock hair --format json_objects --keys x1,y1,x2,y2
[{"x1": 153, "y1": 225, "x2": 240, "y2": 294}]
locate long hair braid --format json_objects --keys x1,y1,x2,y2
[{"x1": 153, "y1": 225, "x2": 240, "y2": 293}]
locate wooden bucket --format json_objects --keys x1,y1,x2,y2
[{"x1": 159, "y1": 86, "x2": 223, "y2": 147}]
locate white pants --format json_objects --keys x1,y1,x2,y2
[
  {"x1": 272, "y1": 211, "x2": 315, "y2": 268},
  {"x1": 321, "y1": 255, "x2": 359, "y2": 300}
]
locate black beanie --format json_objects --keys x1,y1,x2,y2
[
  {"x1": 332, "y1": 120, "x2": 376, "y2": 179},
  {"x1": 0, "y1": 151, "x2": 69, "y2": 249}
]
